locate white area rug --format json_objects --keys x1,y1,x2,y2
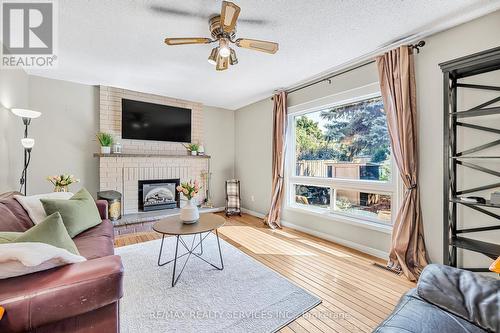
[{"x1": 116, "y1": 234, "x2": 321, "y2": 333}]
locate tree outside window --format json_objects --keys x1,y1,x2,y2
[{"x1": 292, "y1": 96, "x2": 393, "y2": 223}]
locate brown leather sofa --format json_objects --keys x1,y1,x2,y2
[{"x1": 0, "y1": 193, "x2": 124, "y2": 333}]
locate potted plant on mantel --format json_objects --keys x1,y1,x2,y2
[
  {"x1": 177, "y1": 180, "x2": 201, "y2": 224},
  {"x1": 184, "y1": 143, "x2": 200, "y2": 156},
  {"x1": 97, "y1": 132, "x2": 114, "y2": 154}
]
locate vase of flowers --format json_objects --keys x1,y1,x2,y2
[
  {"x1": 96, "y1": 132, "x2": 114, "y2": 154},
  {"x1": 177, "y1": 180, "x2": 200, "y2": 224},
  {"x1": 47, "y1": 174, "x2": 80, "y2": 192}
]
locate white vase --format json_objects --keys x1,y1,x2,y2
[
  {"x1": 101, "y1": 146, "x2": 111, "y2": 154},
  {"x1": 191, "y1": 151, "x2": 197, "y2": 156},
  {"x1": 180, "y1": 198, "x2": 199, "y2": 224}
]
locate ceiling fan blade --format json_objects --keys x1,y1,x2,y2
[
  {"x1": 150, "y1": 6, "x2": 205, "y2": 19},
  {"x1": 151, "y1": 5, "x2": 269, "y2": 25},
  {"x1": 220, "y1": 1, "x2": 241, "y2": 33},
  {"x1": 164, "y1": 38, "x2": 211, "y2": 45},
  {"x1": 235, "y1": 38, "x2": 279, "y2": 54}
]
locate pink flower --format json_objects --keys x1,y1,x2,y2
[
  {"x1": 183, "y1": 188, "x2": 189, "y2": 195},
  {"x1": 176, "y1": 185, "x2": 183, "y2": 192}
]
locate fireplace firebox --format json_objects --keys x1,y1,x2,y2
[{"x1": 138, "y1": 179, "x2": 180, "y2": 211}]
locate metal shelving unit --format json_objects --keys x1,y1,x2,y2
[{"x1": 440, "y1": 47, "x2": 500, "y2": 272}]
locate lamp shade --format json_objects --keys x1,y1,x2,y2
[
  {"x1": 21, "y1": 138, "x2": 35, "y2": 149},
  {"x1": 208, "y1": 47, "x2": 218, "y2": 65},
  {"x1": 11, "y1": 108, "x2": 41, "y2": 119},
  {"x1": 229, "y1": 48, "x2": 238, "y2": 65}
]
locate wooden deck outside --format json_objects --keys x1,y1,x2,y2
[{"x1": 115, "y1": 213, "x2": 414, "y2": 333}]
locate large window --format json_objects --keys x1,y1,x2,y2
[{"x1": 288, "y1": 95, "x2": 397, "y2": 226}]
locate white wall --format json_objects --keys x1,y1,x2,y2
[
  {"x1": 27, "y1": 75, "x2": 100, "y2": 195},
  {"x1": 415, "y1": 10, "x2": 500, "y2": 265},
  {"x1": 203, "y1": 106, "x2": 235, "y2": 207},
  {"x1": 235, "y1": 10, "x2": 500, "y2": 261},
  {"x1": 234, "y1": 97, "x2": 273, "y2": 214},
  {"x1": 0, "y1": 67, "x2": 29, "y2": 193}
]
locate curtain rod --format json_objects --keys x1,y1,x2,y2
[{"x1": 273, "y1": 41, "x2": 425, "y2": 99}]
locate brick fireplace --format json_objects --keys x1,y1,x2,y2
[
  {"x1": 97, "y1": 154, "x2": 209, "y2": 214},
  {"x1": 97, "y1": 86, "x2": 209, "y2": 215}
]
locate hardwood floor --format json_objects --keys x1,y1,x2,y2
[{"x1": 115, "y1": 213, "x2": 414, "y2": 333}]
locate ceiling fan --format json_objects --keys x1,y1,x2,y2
[{"x1": 164, "y1": 1, "x2": 279, "y2": 71}]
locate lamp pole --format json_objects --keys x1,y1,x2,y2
[
  {"x1": 21, "y1": 118, "x2": 30, "y2": 195},
  {"x1": 11, "y1": 109, "x2": 41, "y2": 196}
]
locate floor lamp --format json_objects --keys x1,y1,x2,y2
[{"x1": 11, "y1": 108, "x2": 41, "y2": 195}]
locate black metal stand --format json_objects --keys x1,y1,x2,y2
[
  {"x1": 440, "y1": 47, "x2": 500, "y2": 272},
  {"x1": 19, "y1": 118, "x2": 31, "y2": 195},
  {"x1": 157, "y1": 230, "x2": 224, "y2": 287}
]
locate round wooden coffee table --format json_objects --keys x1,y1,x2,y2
[{"x1": 153, "y1": 213, "x2": 225, "y2": 287}]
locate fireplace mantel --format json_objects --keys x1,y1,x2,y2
[{"x1": 94, "y1": 153, "x2": 210, "y2": 159}]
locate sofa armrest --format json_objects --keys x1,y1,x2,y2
[
  {"x1": 96, "y1": 200, "x2": 108, "y2": 220},
  {"x1": 0, "y1": 255, "x2": 123, "y2": 332},
  {"x1": 418, "y1": 264, "x2": 499, "y2": 332}
]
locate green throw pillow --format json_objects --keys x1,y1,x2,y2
[
  {"x1": 11, "y1": 212, "x2": 79, "y2": 255},
  {"x1": 0, "y1": 232, "x2": 22, "y2": 244},
  {"x1": 41, "y1": 188, "x2": 101, "y2": 238}
]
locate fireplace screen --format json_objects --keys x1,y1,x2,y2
[{"x1": 138, "y1": 179, "x2": 180, "y2": 211}]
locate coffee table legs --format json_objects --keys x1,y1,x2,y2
[{"x1": 157, "y1": 230, "x2": 224, "y2": 287}]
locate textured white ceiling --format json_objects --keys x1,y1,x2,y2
[{"x1": 26, "y1": 0, "x2": 500, "y2": 110}]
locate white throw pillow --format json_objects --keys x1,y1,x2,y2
[
  {"x1": 0, "y1": 242, "x2": 86, "y2": 279},
  {"x1": 14, "y1": 192, "x2": 73, "y2": 224}
]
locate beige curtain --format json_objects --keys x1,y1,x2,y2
[
  {"x1": 376, "y1": 46, "x2": 429, "y2": 281},
  {"x1": 264, "y1": 91, "x2": 287, "y2": 229}
]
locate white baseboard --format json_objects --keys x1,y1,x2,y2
[
  {"x1": 280, "y1": 220, "x2": 389, "y2": 260},
  {"x1": 241, "y1": 207, "x2": 389, "y2": 260},
  {"x1": 206, "y1": 207, "x2": 225, "y2": 213},
  {"x1": 241, "y1": 208, "x2": 266, "y2": 219}
]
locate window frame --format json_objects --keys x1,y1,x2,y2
[{"x1": 285, "y1": 87, "x2": 401, "y2": 232}]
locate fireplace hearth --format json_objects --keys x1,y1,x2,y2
[{"x1": 138, "y1": 179, "x2": 180, "y2": 211}]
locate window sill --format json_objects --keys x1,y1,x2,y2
[{"x1": 285, "y1": 205, "x2": 393, "y2": 234}]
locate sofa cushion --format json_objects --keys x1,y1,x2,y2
[
  {"x1": 417, "y1": 264, "x2": 499, "y2": 332},
  {"x1": 0, "y1": 232, "x2": 21, "y2": 244},
  {"x1": 0, "y1": 196, "x2": 34, "y2": 232},
  {"x1": 374, "y1": 289, "x2": 486, "y2": 333},
  {"x1": 73, "y1": 219, "x2": 114, "y2": 259},
  {"x1": 41, "y1": 188, "x2": 102, "y2": 237},
  {"x1": 14, "y1": 212, "x2": 80, "y2": 255},
  {"x1": 0, "y1": 242, "x2": 86, "y2": 279},
  {"x1": 14, "y1": 192, "x2": 73, "y2": 224}
]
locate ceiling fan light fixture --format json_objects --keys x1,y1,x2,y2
[
  {"x1": 216, "y1": 55, "x2": 229, "y2": 71},
  {"x1": 208, "y1": 47, "x2": 218, "y2": 65},
  {"x1": 163, "y1": 1, "x2": 279, "y2": 71},
  {"x1": 229, "y1": 48, "x2": 238, "y2": 65},
  {"x1": 218, "y1": 38, "x2": 231, "y2": 58}
]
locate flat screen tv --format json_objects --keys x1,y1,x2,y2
[{"x1": 121, "y1": 99, "x2": 192, "y2": 143}]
